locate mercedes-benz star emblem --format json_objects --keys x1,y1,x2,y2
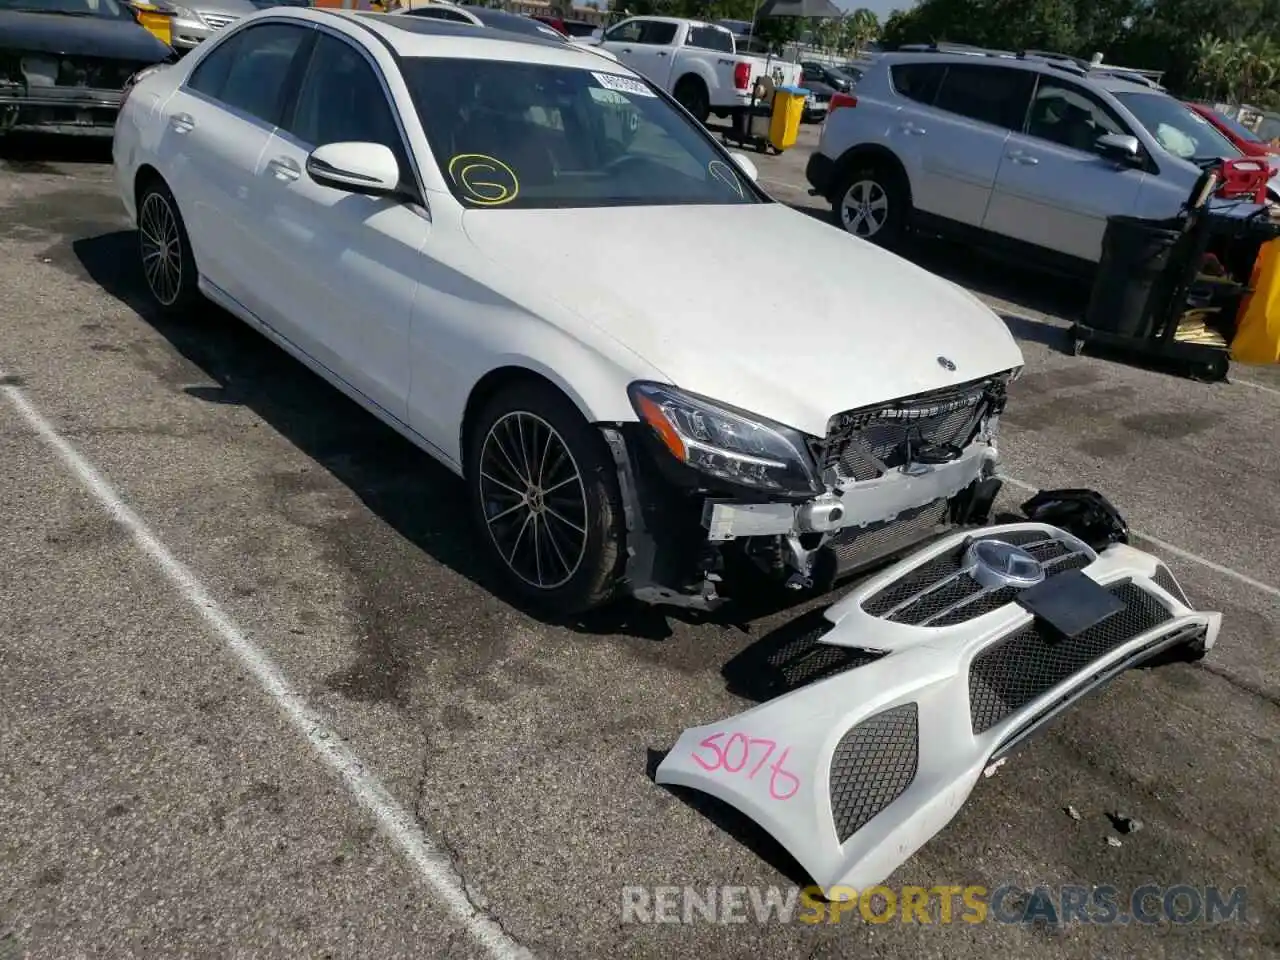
[
  {"x1": 937, "y1": 356, "x2": 957, "y2": 371},
  {"x1": 964, "y1": 538, "x2": 1046, "y2": 590}
]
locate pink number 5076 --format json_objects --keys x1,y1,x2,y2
[{"x1": 691, "y1": 732, "x2": 801, "y2": 800}]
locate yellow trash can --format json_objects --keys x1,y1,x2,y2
[{"x1": 768, "y1": 85, "x2": 807, "y2": 153}]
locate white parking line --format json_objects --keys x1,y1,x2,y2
[
  {"x1": 1000, "y1": 473, "x2": 1280, "y2": 600},
  {"x1": 0, "y1": 378, "x2": 533, "y2": 960},
  {"x1": 1232, "y1": 376, "x2": 1280, "y2": 399}
]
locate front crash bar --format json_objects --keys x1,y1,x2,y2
[{"x1": 654, "y1": 535, "x2": 1221, "y2": 896}]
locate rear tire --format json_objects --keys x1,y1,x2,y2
[
  {"x1": 465, "y1": 380, "x2": 626, "y2": 615},
  {"x1": 136, "y1": 177, "x2": 201, "y2": 317},
  {"x1": 673, "y1": 76, "x2": 711, "y2": 125},
  {"x1": 831, "y1": 162, "x2": 908, "y2": 248}
]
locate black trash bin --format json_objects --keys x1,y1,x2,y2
[{"x1": 1085, "y1": 215, "x2": 1185, "y2": 338}]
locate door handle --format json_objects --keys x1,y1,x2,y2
[
  {"x1": 266, "y1": 156, "x2": 301, "y2": 182},
  {"x1": 169, "y1": 112, "x2": 195, "y2": 134},
  {"x1": 900, "y1": 122, "x2": 926, "y2": 135},
  {"x1": 1007, "y1": 151, "x2": 1040, "y2": 165},
  {"x1": 620, "y1": 47, "x2": 632, "y2": 53},
  {"x1": 656, "y1": 51, "x2": 667, "y2": 56}
]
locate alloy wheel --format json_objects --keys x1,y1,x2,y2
[
  {"x1": 139, "y1": 191, "x2": 182, "y2": 307},
  {"x1": 840, "y1": 179, "x2": 889, "y2": 238},
  {"x1": 478, "y1": 411, "x2": 589, "y2": 590}
]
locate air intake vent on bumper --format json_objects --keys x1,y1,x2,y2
[
  {"x1": 968, "y1": 582, "x2": 1172, "y2": 734},
  {"x1": 829, "y1": 703, "x2": 919, "y2": 843}
]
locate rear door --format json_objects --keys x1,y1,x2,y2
[
  {"x1": 982, "y1": 75, "x2": 1147, "y2": 262},
  {"x1": 897, "y1": 62, "x2": 1035, "y2": 228},
  {"x1": 158, "y1": 21, "x2": 313, "y2": 318}
]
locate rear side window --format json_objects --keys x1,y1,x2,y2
[
  {"x1": 639, "y1": 20, "x2": 678, "y2": 44},
  {"x1": 890, "y1": 63, "x2": 945, "y2": 105},
  {"x1": 933, "y1": 63, "x2": 1035, "y2": 130},
  {"x1": 187, "y1": 23, "x2": 310, "y2": 126},
  {"x1": 687, "y1": 26, "x2": 732, "y2": 53}
]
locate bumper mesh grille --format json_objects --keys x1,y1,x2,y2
[
  {"x1": 968, "y1": 581, "x2": 1172, "y2": 734},
  {"x1": 765, "y1": 619, "x2": 881, "y2": 694},
  {"x1": 1152, "y1": 564, "x2": 1190, "y2": 606},
  {"x1": 829, "y1": 703, "x2": 919, "y2": 843}
]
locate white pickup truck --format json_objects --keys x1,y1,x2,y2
[{"x1": 592, "y1": 16, "x2": 802, "y2": 124}]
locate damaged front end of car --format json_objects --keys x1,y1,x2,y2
[{"x1": 600, "y1": 371, "x2": 1014, "y2": 610}]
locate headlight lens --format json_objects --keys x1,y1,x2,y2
[{"x1": 628, "y1": 382, "x2": 820, "y2": 494}]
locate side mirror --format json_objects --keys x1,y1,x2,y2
[
  {"x1": 728, "y1": 150, "x2": 758, "y2": 182},
  {"x1": 1095, "y1": 132, "x2": 1142, "y2": 166},
  {"x1": 306, "y1": 141, "x2": 401, "y2": 196}
]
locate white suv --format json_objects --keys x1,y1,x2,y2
[{"x1": 806, "y1": 48, "x2": 1277, "y2": 270}]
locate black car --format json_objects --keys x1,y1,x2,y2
[
  {"x1": 0, "y1": 0, "x2": 173, "y2": 136},
  {"x1": 799, "y1": 60, "x2": 860, "y2": 122}
]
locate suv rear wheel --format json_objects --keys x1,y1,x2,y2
[{"x1": 833, "y1": 164, "x2": 907, "y2": 247}]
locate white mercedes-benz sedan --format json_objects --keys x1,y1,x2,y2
[{"x1": 112, "y1": 6, "x2": 1025, "y2": 615}]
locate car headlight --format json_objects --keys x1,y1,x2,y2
[{"x1": 628, "y1": 382, "x2": 821, "y2": 495}]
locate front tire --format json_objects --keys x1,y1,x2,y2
[
  {"x1": 136, "y1": 177, "x2": 201, "y2": 317},
  {"x1": 832, "y1": 163, "x2": 907, "y2": 247},
  {"x1": 465, "y1": 380, "x2": 626, "y2": 615}
]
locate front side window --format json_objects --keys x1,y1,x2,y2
[
  {"x1": 187, "y1": 23, "x2": 310, "y2": 126},
  {"x1": 933, "y1": 64, "x2": 1034, "y2": 131},
  {"x1": 284, "y1": 33, "x2": 403, "y2": 165},
  {"x1": 404, "y1": 57, "x2": 765, "y2": 209},
  {"x1": 1025, "y1": 78, "x2": 1125, "y2": 153},
  {"x1": 1114, "y1": 92, "x2": 1241, "y2": 163},
  {"x1": 603, "y1": 19, "x2": 644, "y2": 43}
]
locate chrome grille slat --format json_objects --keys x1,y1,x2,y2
[
  {"x1": 879, "y1": 566, "x2": 971, "y2": 620},
  {"x1": 863, "y1": 529, "x2": 1099, "y2": 627}
]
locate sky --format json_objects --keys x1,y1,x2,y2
[{"x1": 834, "y1": 0, "x2": 917, "y2": 15}]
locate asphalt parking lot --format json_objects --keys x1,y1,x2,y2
[{"x1": 1, "y1": 124, "x2": 1278, "y2": 960}]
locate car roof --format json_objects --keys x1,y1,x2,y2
[
  {"x1": 877, "y1": 50, "x2": 1167, "y2": 97},
  {"x1": 266, "y1": 7, "x2": 635, "y2": 72}
]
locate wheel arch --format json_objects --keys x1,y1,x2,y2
[
  {"x1": 830, "y1": 144, "x2": 912, "y2": 205},
  {"x1": 133, "y1": 162, "x2": 166, "y2": 206},
  {"x1": 458, "y1": 358, "x2": 635, "y2": 476}
]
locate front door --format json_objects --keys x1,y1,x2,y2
[
  {"x1": 983, "y1": 75, "x2": 1148, "y2": 263},
  {"x1": 252, "y1": 31, "x2": 428, "y2": 423}
]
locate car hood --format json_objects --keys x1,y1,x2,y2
[
  {"x1": 461, "y1": 202, "x2": 1023, "y2": 437},
  {"x1": 0, "y1": 9, "x2": 172, "y2": 61}
]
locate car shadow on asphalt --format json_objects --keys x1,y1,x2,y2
[
  {"x1": 72, "y1": 229, "x2": 824, "y2": 642},
  {"x1": 645, "y1": 747, "x2": 814, "y2": 890}
]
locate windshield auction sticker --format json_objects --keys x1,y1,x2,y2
[
  {"x1": 447, "y1": 154, "x2": 519, "y2": 206},
  {"x1": 592, "y1": 72, "x2": 656, "y2": 98}
]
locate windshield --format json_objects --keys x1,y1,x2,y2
[
  {"x1": 1114, "y1": 92, "x2": 1241, "y2": 163},
  {"x1": 1209, "y1": 107, "x2": 1263, "y2": 144},
  {"x1": 0, "y1": 0, "x2": 130, "y2": 16},
  {"x1": 404, "y1": 57, "x2": 765, "y2": 210}
]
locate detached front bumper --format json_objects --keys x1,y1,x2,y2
[{"x1": 655, "y1": 522, "x2": 1219, "y2": 894}]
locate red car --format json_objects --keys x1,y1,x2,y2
[{"x1": 1186, "y1": 102, "x2": 1280, "y2": 158}]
